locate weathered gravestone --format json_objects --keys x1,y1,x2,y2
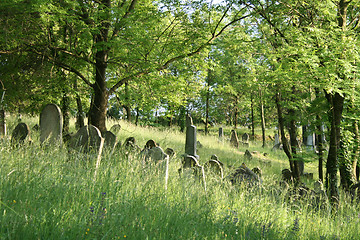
[
  {"x1": 144, "y1": 139, "x2": 157, "y2": 149},
  {"x1": 165, "y1": 148, "x2": 175, "y2": 158},
  {"x1": 179, "y1": 155, "x2": 207, "y2": 191},
  {"x1": 103, "y1": 131, "x2": 117, "y2": 151},
  {"x1": 11, "y1": 122, "x2": 30, "y2": 146},
  {"x1": 244, "y1": 149, "x2": 253, "y2": 159},
  {"x1": 145, "y1": 146, "x2": 168, "y2": 163},
  {"x1": 185, "y1": 114, "x2": 199, "y2": 159},
  {"x1": 122, "y1": 137, "x2": 140, "y2": 152},
  {"x1": 0, "y1": 109, "x2": 6, "y2": 136},
  {"x1": 305, "y1": 132, "x2": 315, "y2": 151},
  {"x1": 230, "y1": 130, "x2": 239, "y2": 148},
  {"x1": 186, "y1": 114, "x2": 193, "y2": 127},
  {"x1": 40, "y1": 104, "x2": 63, "y2": 146},
  {"x1": 204, "y1": 159, "x2": 224, "y2": 179},
  {"x1": 242, "y1": 133, "x2": 250, "y2": 147},
  {"x1": 68, "y1": 125, "x2": 104, "y2": 154},
  {"x1": 110, "y1": 124, "x2": 121, "y2": 133},
  {"x1": 227, "y1": 162, "x2": 262, "y2": 187},
  {"x1": 242, "y1": 133, "x2": 249, "y2": 143}
]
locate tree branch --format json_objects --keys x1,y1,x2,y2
[{"x1": 111, "y1": 0, "x2": 138, "y2": 40}]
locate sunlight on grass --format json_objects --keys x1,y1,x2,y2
[{"x1": 0, "y1": 118, "x2": 359, "y2": 239}]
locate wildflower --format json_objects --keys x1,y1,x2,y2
[
  {"x1": 292, "y1": 217, "x2": 300, "y2": 232},
  {"x1": 124, "y1": 235, "x2": 127, "y2": 238},
  {"x1": 13, "y1": 200, "x2": 16, "y2": 203}
]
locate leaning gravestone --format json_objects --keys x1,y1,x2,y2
[
  {"x1": 185, "y1": 114, "x2": 199, "y2": 159},
  {"x1": 68, "y1": 125, "x2": 104, "y2": 154},
  {"x1": 230, "y1": 130, "x2": 239, "y2": 148},
  {"x1": 11, "y1": 122, "x2": 30, "y2": 146},
  {"x1": 40, "y1": 104, "x2": 63, "y2": 146}
]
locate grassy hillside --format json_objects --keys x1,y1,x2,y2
[{"x1": 0, "y1": 117, "x2": 359, "y2": 239}]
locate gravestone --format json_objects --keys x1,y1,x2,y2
[
  {"x1": 40, "y1": 104, "x2": 63, "y2": 146},
  {"x1": 230, "y1": 130, "x2": 239, "y2": 148},
  {"x1": 227, "y1": 162, "x2": 262, "y2": 186},
  {"x1": 251, "y1": 167, "x2": 262, "y2": 178},
  {"x1": 122, "y1": 136, "x2": 140, "y2": 154},
  {"x1": 68, "y1": 125, "x2": 104, "y2": 154},
  {"x1": 185, "y1": 115, "x2": 199, "y2": 159},
  {"x1": 210, "y1": 154, "x2": 219, "y2": 161},
  {"x1": 11, "y1": 122, "x2": 30, "y2": 146},
  {"x1": 144, "y1": 139, "x2": 157, "y2": 149},
  {"x1": 242, "y1": 133, "x2": 249, "y2": 143},
  {"x1": 186, "y1": 114, "x2": 193, "y2": 127},
  {"x1": 103, "y1": 131, "x2": 117, "y2": 151},
  {"x1": 0, "y1": 109, "x2": 6, "y2": 136},
  {"x1": 305, "y1": 133, "x2": 315, "y2": 151},
  {"x1": 244, "y1": 149, "x2": 253, "y2": 159},
  {"x1": 110, "y1": 124, "x2": 121, "y2": 133},
  {"x1": 145, "y1": 146, "x2": 168, "y2": 163},
  {"x1": 204, "y1": 159, "x2": 223, "y2": 178},
  {"x1": 282, "y1": 169, "x2": 293, "y2": 183},
  {"x1": 165, "y1": 148, "x2": 175, "y2": 158},
  {"x1": 218, "y1": 127, "x2": 223, "y2": 139}
]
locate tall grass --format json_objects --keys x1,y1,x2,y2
[{"x1": 0, "y1": 118, "x2": 359, "y2": 239}]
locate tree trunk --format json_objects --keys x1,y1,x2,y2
[
  {"x1": 352, "y1": 120, "x2": 359, "y2": 181},
  {"x1": 89, "y1": 51, "x2": 109, "y2": 133},
  {"x1": 88, "y1": 0, "x2": 110, "y2": 133},
  {"x1": 61, "y1": 89, "x2": 70, "y2": 134},
  {"x1": 205, "y1": 70, "x2": 210, "y2": 135},
  {"x1": 179, "y1": 105, "x2": 186, "y2": 132},
  {"x1": 124, "y1": 81, "x2": 131, "y2": 122},
  {"x1": 135, "y1": 107, "x2": 139, "y2": 126},
  {"x1": 259, "y1": 88, "x2": 266, "y2": 147},
  {"x1": 250, "y1": 93, "x2": 255, "y2": 141},
  {"x1": 233, "y1": 95, "x2": 238, "y2": 129},
  {"x1": 275, "y1": 92, "x2": 300, "y2": 183},
  {"x1": 316, "y1": 123, "x2": 325, "y2": 182},
  {"x1": 315, "y1": 88, "x2": 325, "y2": 182},
  {"x1": 74, "y1": 79, "x2": 84, "y2": 130},
  {"x1": 289, "y1": 107, "x2": 301, "y2": 181},
  {"x1": 325, "y1": 91, "x2": 344, "y2": 207}
]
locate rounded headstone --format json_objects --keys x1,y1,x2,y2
[
  {"x1": 40, "y1": 104, "x2": 63, "y2": 145},
  {"x1": 144, "y1": 139, "x2": 157, "y2": 149},
  {"x1": 204, "y1": 159, "x2": 223, "y2": 178},
  {"x1": 11, "y1": 122, "x2": 30, "y2": 146}
]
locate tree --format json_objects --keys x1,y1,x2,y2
[{"x1": 1, "y1": 0, "x2": 252, "y2": 132}]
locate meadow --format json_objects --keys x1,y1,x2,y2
[{"x1": 1, "y1": 116, "x2": 359, "y2": 240}]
